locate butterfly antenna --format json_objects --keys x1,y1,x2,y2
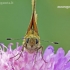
[
  {"x1": 41, "y1": 39, "x2": 59, "y2": 44},
  {"x1": 6, "y1": 38, "x2": 24, "y2": 40}
]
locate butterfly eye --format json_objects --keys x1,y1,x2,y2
[
  {"x1": 26, "y1": 38, "x2": 29, "y2": 43},
  {"x1": 36, "y1": 39, "x2": 38, "y2": 44}
]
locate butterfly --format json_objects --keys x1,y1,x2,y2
[
  {"x1": 7, "y1": 0, "x2": 42, "y2": 54},
  {"x1": 7, "y1": 0, "x2": 58, "y2": 60}
]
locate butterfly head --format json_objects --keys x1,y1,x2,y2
[{"x1": 23, "y1": 29, "x2": 40, "y2": 53}]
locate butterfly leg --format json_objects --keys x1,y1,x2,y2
[
  {"x1": 36, "y1": 46, "x2": 48, "y2": 63},
  {"x1": 33, "y1": 46, "x2": 43, "y2": 63},
  {"x1": 10, "y1": 46, "x2": 24, "y2": 60},
  {"x1": 40, "y1": 46, "x2": 48, "y2": 63}
]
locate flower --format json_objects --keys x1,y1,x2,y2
[{"x1": 0, "y1": 43, "x2": 70, "y2": 70}]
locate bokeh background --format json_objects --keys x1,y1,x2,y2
[{"x1": 0, "y1": 0, "x2": 70, "y2": 53}]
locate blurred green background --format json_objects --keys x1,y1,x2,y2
[{"x1": 0, "y1": 0, "x2": 70, "y2": 53}]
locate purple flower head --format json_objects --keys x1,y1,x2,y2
[{"x1": 0, "y1": 43, "x2": 70, "y2": 70}]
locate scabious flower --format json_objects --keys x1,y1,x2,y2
[{"x1": 0, "y1": 43, "x2": 70, "y2": 70}]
